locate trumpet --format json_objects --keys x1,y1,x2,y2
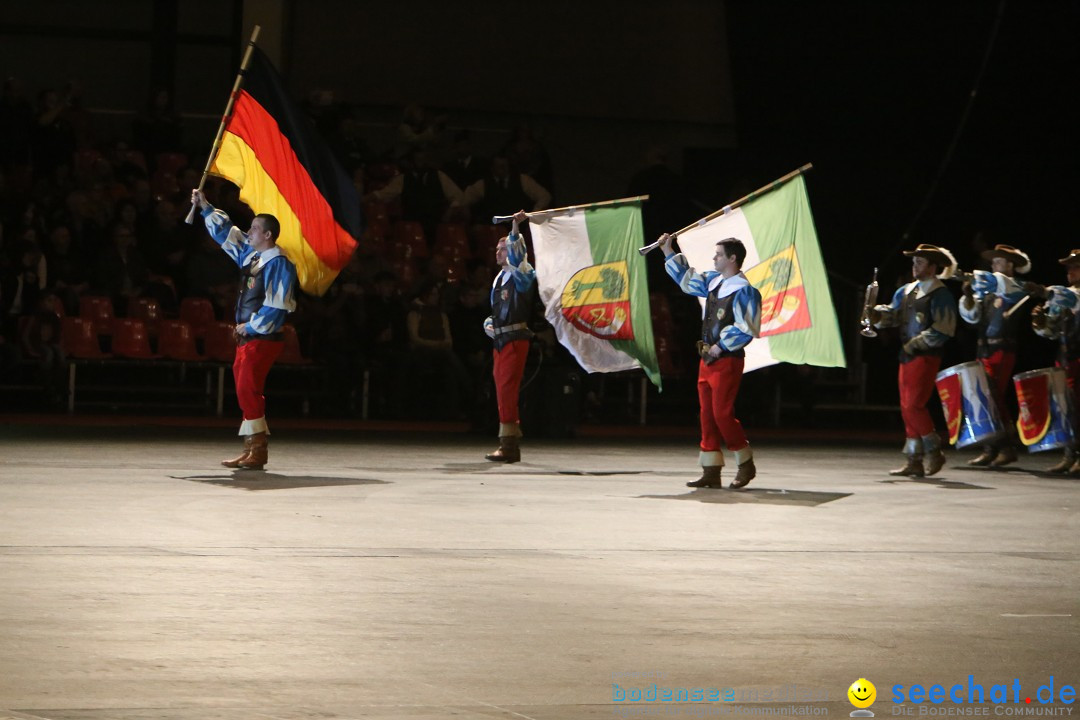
[{"x1": 859, "y1": 268, "x2": 879, "y2": 338}]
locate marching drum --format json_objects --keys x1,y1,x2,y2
[
  {"x1": 1013, "y1": 368, "x2": 1075, "y2": 453},
  {"x1": 935, "y1": 361, "x2": 1005, "y2": 448}
]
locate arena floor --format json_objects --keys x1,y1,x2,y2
[{"x1": 1, "y1": 424, "x2": 1077, "y2": 719}]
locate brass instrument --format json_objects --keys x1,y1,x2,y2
[{"x1": 859, "y1": 268, "x2": 879, "y2": 338}]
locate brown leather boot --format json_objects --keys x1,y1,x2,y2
[
  {"x1": 239, "y1": 432, "x2": 268, "y2": 470},
  {"x1": 924, "y1": 450, "x2": 946, "y2": 476},
  {"x1": 1049, "y1": 449, "x2": 1075, "y2": 474},
  {"x1": 967, "y1": 446, "x2": 996, "y2": 466},
  {"x1": 221, "y1": 436, "x2": 252, "y2": 468},
  {"x1": 687, "y1": 465, "x2": 723, "y2": 488},
  {"x1": 989, "y1": 446, "x2": 1018, "y2": 467},
  {"x1": 729, "y1": 459, "x2": 756, "y2": 489},
  {"x1": 485, "y1": 436, "x2": 520, "y2": 463},
  {"x1": 889, "y1": 456, "x2": 925, "y2": 477},
  {"x1": 922, "y1": 433, "x2": 946, "y2": 476}
]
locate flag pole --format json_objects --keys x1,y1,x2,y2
[
  {"x1": 637, "y1": 163, "x2": 813, "y2": 255},
  {"x1": 185, "y1": 24, "x2": 262, "y2": 225},
  {"x1": 492, "y1": 194, "x2": 649, "y2": 224}
]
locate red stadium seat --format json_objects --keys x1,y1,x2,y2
[
  {"x1": 392, "y1": 221, "x2": 428, "y2": 259},
  {"x1": 78, "y1": 295, "x2": 115, "y2": 336},
  {"x1": 435, "y1": 223, "x2": 471, "y2": 259},
  {"x1": 61, "y1": 317, "x2": 109, "y2": 359},
  {"x1": 180, "y1": 298, "x2": 216, "y2": 338},
  {"x1": 471, "y1": 225, "x2": 502, "y2": 264},
  {"x1": 128, "y1": 297, "x2": 162, "y2": 335},
  {"x1": 277, "y1": 324, "x2": 312, "y2": 365},
  {"x1": 157, "y1": 320, "x2": 204, "y2": 361},
  {"x1": 204, "y1": 321, "x2": 237, "y2": 362},
  {"x1": 111, "y1": 319, "x2": 159, "y2": 359}
]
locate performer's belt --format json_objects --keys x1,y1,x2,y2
[
  {"x1": 237, "y1": 331, "x2": 284, "y2": 347},
  {"x1": 493, "y1": 322, "x2": 528, "y2": 335}
]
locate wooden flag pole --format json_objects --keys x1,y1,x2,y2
[
  {"x1": 185, "y1": 24, "x2": 262, "y2": 225},
  {"x1": 637, "y1": 163, "x2": 813, "y2": 255},
  {"x1": 491, "y1": 194, "x2": 649, "y2": 224}
]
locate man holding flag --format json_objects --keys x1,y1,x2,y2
[
  {"x1": 658, "y1": 233, "x2": 762, "y2": 489},
  {"x1": 192, "y1": 188, "x2": 297, "y2": 470},
  {"x1": 483, "y1": 209, "x2": 536, "y2": 463}
]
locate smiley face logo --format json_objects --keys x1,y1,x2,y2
[{"x1": 848, "y1": 678, "x2": 876, "y2": 709}]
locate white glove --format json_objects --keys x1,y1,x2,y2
[{"x1": 483, "y1": 316, "x2": 495, "y2": 339}]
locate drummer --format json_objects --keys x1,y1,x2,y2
[
  {"x1": 871, "y1": 244, "x2": 958, "y2": 477},
  {"x1": 1031, "y1": 249, "x2": 1080, "y2": 474},
  {"x1": 959, "y1": 244, "x2": 1031, "y2": 467}
]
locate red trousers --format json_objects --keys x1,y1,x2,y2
[
  {"x1": 1063, "y1": 359, "x2": 1080, "y2": 434},
  {"x1": 697, "y1": 356, "x2": 749, "y2": 453},
  {"x1": 234, "y1": 338, "x2": 284, "y2": 421},
  {"x1": 979, "y1": 350, "x2": 1016, "y2": 427},
  {"x1": 899, "y1": 355, "x2": 941, "y2": 438},
  {"x1": 493, "y1": 339, "x2": 529, "y2": 424}
]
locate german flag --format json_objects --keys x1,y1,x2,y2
[{"x1": 209, "y1": 46, "x2": 361, "y2": 296}]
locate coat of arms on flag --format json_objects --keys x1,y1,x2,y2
[
  {"x1": 675, "y1": 173, "x2": 845, "y2": 373},
  {"x1": 559, "y1": 261, "x2": 634, "y2": 340},
  {"x1": 743, "y1": 245, "x2": 811, "y2": 337},
  {"x1": 529, "y1": 200, "x2": 661, "y2": 389}
]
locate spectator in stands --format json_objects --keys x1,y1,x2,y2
[
  {"x1": 184, "y1": 233, "x2": 236, "y2": 304},
  {"x1": 19, "y1": 291, "x2": 65, "y2": 407},
  {"x1": 396, "y1": 103, "x2": 446, "y2": 159},
  {"x1": 450, "y1": 262, "x2": 496, "y2": 426},
  {"x1": 44, "y1": 224, "x2": 88, "y2": 315},
  {"x1": 461, "y1": 153, "x2": 551, "y2": 227},
  {"x1": 327, "y1": 110, "x2": 373, "y2": 175},
  {"x1": 366, "y1": 149, "x2": 464, "y2": 241},
  {"x1": 444, "y1": 129, "x2": 487, "y2": 191},
  {"x1": 315, "y1": 252, "x2": 368, "y2": 415},
  {"x1": 503, "y1": 122, "x2": 554, "y2": 196},
  {"x1": 364, "y1": 270, "x2": 408, "y2": 418},
  {"x1": 32, "y1": 87, "x2": 77, "y2": 180},
  {"x1": 405, "y1": 280, "x2": 470, "y2": 419},
  {"x1": 92, "y1": 222, "x2": 149, "y2": 314},
  {"x1": 132, "y1": 88, "x2": 182, "y2": 159}
]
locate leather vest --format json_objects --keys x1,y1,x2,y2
[
  {"x1": 479, "y1": 174, "x2": 531, "y2": 224},
  {"x1": 901, "y1": 285, "x2": 948, "y2": 358},
  {"x1": 236, "y1": 257, "x2": 283, "y2": 343},
  {"x1": 401, "y1": 170, "x2": 446, "y2": 223},
  {"x1": 702, "y1": 284, "x2": 744, "y2": 360},
  {"x1": 975, "y1": 292, "x2": 1020, "y2": 358},
  {"x1": 491, "y1": 271, "x2": 533, "y2": 351}
]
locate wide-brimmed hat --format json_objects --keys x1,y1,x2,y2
[
  {"x1": 903, "y1": 244, "x2": 958, "y2": 279},
  {"x1": 981, "y1": 244, "x2": 1031, "y2": 274},
  {"x1": 1058, "y1": 249, "x2": 1080, "y2": 266}
]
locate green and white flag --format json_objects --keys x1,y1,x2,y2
[
  {"x1": 677, "y1": 175, "x2": 845, "y2": 373},
  {"x1": 529, "y1": 202, "x2": 661, "y2": 389}
]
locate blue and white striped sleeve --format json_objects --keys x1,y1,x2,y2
[
  {"x1": 507, "y1": 230, "x2": 536, "y2": 292},
  {"x1": 201, "y1": 205, "x2": 257, "y2": 268},
  {"x1": 872, "y1": 286, "x2": 907, "y2": 329},
  {"x1": 959, "y1": 295, "x2": 981, "y2": 325},
  {"x1": 718, "y1": 285, "x2": 762, "y2": 352},
  {"x1": 664, "y1": 253, "x2": 718, "y2": 298},
  {"x1": 245, "y1": 257, "x2": 297, "y2": 336}
]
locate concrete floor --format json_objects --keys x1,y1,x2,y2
[{"x1": 0, "y1": 426, "x2": 1077, "y2": 719}]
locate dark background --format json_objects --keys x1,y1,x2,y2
[{"x1": 2, "y1": 0, "x2": 1076, "y2": 422}]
